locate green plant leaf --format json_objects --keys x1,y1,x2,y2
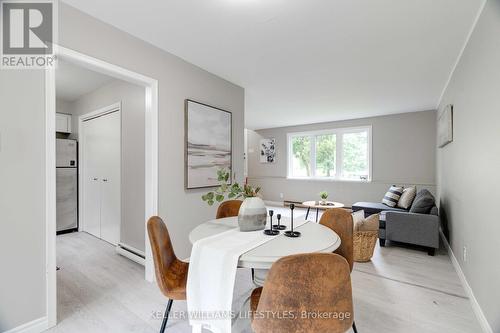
[{"x1": 216, "y1": 194, "x2": 224, "y2": 202}]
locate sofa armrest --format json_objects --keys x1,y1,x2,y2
[{"x1": 385, "y1": 211, "x2": 440, "y2": 249}]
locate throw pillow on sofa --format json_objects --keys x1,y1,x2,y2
[
  {"x1": 409, "y1": 189, "x2": 435, "y2": 214},
  {"x1": 398, "y1": 186, "x2": 417, "y2": 209},
  {"x1": 382, "y1": 185, "x2": 403, "y2": 207}
]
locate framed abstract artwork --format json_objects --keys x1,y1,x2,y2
[
  {"x1": 438, "y1": 104, "x2": 453, "y2": 148},
  {"x1": 185, "y1": 100, "x2": 232, "y2": 189},
  {"x1": 260, "y1": 138, "x2": 276, "y2": 163}
]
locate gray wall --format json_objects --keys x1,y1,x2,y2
[
  {"x1": 0, "y1": 71, "x2": 47, "y2": 330},
  {"x1": 437, "y1": 0, "x2": 500, "y2": 330},
  {"x1": 59, "y1": 3, "x2": 245, "y2": 258},
  {"x1": 248, "y1": 110, "x2": 437, "y2": 206},
  {"x1": 59, "y1": 80, "x2": 147, "y2": 252},
  {"x1": 0, "y1": 3, "x2": 244, "y2": 331}
]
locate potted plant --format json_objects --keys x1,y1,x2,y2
[
  {"x1": 202, "y1": 169, "x2": 266, "y2": 231},
  {"x1": 319, "y1": 191, "x2": 329, "y2": 205}
]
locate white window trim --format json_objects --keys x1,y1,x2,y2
[{"x1": 287, "y1": 125, "x2": 372, "y2": 182}]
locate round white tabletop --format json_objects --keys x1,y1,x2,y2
[
  {"x1": 189, "y1": 216, "x2": 341, "y2": 270},
  {"x1": 302, "y1": 201, "x2": 345, "y2": 222},
  {"x1": 302, "y1": 200, "x2": 345, "y2": 209}
]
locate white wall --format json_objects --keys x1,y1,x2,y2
[
  {"x1": 0, "y1": 71, "x2": 47, "y2": 330},
  {"x1": 60, "y1": 80, "x2": 147, "y2": 252},
  {"x1": 0, "y1": 3, "x2": 244, "y2": 332},
  {"x1": 437, "y1": 0, "x2": 499, "y2": 331},
  {"x1": 248, "y1": 110, "x2": 437, "y2": 205}
]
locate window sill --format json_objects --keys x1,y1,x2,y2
[{"x1": 286, "y1": 177, "x2": 372, "y2": 183}]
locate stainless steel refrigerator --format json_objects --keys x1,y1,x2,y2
[{"x1": 56, "y1": 139, "x2": 78, "y2": 233}]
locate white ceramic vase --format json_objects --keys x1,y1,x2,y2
[{"x1": 238, "y1": 197, "x2": 267, "y2": 231}]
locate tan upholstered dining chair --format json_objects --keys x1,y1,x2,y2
[
  {"x1": 216, "y1": 199, "x2": 243, "y2": 219},
  {"x1": 250, "y1": 253, "x2": 355, "y2": 333},
  {"x1": 147, "y1": 216, "x2": 189, "y2": 333},
  {"x1": 319, "y1": 208, "x2": 354, "y2": 272},
  {"x1": 319, "y1": 208, "x2": 358, "y2": 332}
]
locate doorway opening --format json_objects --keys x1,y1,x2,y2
[{"x1": 45, "y1": 46, "x2": 158, "y2": 327}]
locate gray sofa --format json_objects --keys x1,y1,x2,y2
[{"x1": 352, "y1": 190, "x2": 440, "y2": 256}]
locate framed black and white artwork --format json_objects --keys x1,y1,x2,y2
[
  {"x1": 185, "y1": 100, "x2": 232, "y2": 189},
  {"x1": 438, "y1": 104, "x2": 453, "y2": 148},
  {"x1": 260, "y1": 138, "x2": 276, "y2": 163}
]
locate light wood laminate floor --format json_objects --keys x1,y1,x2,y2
[{"x1": 48, "y1": 208, "x2": 482, "y2": 333}]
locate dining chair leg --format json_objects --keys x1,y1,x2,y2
[
  {"x1": 305, "y1": 207, "x2": 310, "y2": 219},
  {"x1": 251, "y1": 268, "x2": 255, "y2": 282},
  {"x1": 352, "y1": 321, "x2": 358, "y2": 333},
  {"x1": 315, "y1": 208, "x2": 319, "y2": 222},
  {"x1": 160, "y1": 299, "x2": 174, "y2": 333}
]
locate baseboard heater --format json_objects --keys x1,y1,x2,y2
[{"x1": 116, "y1": 243, "x2": 145, "y2": 266}]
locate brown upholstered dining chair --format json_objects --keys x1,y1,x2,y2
[
  {"x1": 216, "y1": 199, "x2": 243, "y2": 219},
  {"x1": 319, "y1": 208, "x2": 354, "y2": 272},
  {"x1": 319, "y1": 208, "x2": 358, "y2": 332},
  {"x1": 251, "y1": 253, "x2": 354, "y2": 333},
  {"x1": 147, "y1": 216, "x2": 189, "y2": 333}
]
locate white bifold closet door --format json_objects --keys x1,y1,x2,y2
[{"x1": 82, "y1": 111, "x2": 121, "y2": 246}]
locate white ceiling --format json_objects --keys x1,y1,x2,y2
[
  {"x1": 62, "y1": 0, "x2": 483, "y2": 129},
  {"x1": 56, "y1": 60, "x2": 116, "y2": 102}
]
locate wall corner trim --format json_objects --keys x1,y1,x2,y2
[
  {"x1": 440, "y1": 230, "x2": 493, "y2": 333},
  {"x1": 3, "y1": 317, "x2": 48, "y2": 333}
]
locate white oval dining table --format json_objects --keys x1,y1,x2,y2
[
  {"x1": 189, "y1": 216, "x2": 341, "y2": 270},
  {"x1": 189, "y1": 216, "x2": 342, "y2": 331}
]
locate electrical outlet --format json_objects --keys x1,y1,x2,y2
[
  {"x1": 463, "y1": 246, "x2": 467, "y2": 262},
  {"x1": 279, "y1": 193, "x2": 284, "y2": 199}
]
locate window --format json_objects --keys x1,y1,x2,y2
[{"x1": 287, "y1": 126, "x2": 371, "y2": 181}]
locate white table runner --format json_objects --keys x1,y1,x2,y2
[{"x1": 187, "y1": 216, "x2": 306, "y2": 333}]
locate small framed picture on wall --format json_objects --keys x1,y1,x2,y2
[
  {"x1": 260, "y1": 138, "x2": 276, "y2": 163},
  {"x1": 438, "y1": 104, "x2": 453, "y2": 148}
]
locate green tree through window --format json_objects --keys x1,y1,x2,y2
[
  {"x1": 316, "y1": 134, "x2": 336, "y2": 177},
  {"x1": 292, "y1": 136, "x2": 311, "y2": 176},
  {"x1": 289, "y1": 127, "x2": 370, "y2": 180},
  {"x1": 342, "y1": 132, "x2": 368, "y2": 179}
]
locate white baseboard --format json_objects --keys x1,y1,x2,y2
[
  {"x1": 3, "y1": 317, "x2": 48, "y2": 333},
  {"x1": 263, "y1": 200, "x2": 283, "y2": 207},
  {"x1": 116, "y1": 243, "x2": 145, "y2": 266},
  {"x1": 440, "y1": 230, "x2": 493, "y2": 333}
]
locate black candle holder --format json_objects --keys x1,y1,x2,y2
[
  {"x1": 263, "y1": 209, "x2": 279, "y2": 236},
  {"x1": 284, "y1": 204, "x2": 301, "y2": 237},
  {"x1": 273, "y1": 213, "x2": 286, "y2": 230}
]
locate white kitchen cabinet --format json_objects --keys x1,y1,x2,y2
[{"x1": 56, "y1": 113, "x2": 72, "y2": 133}]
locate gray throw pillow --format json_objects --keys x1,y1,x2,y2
[{"x1": 409, "y1": 189, "x2": 435, "y2": 214}]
